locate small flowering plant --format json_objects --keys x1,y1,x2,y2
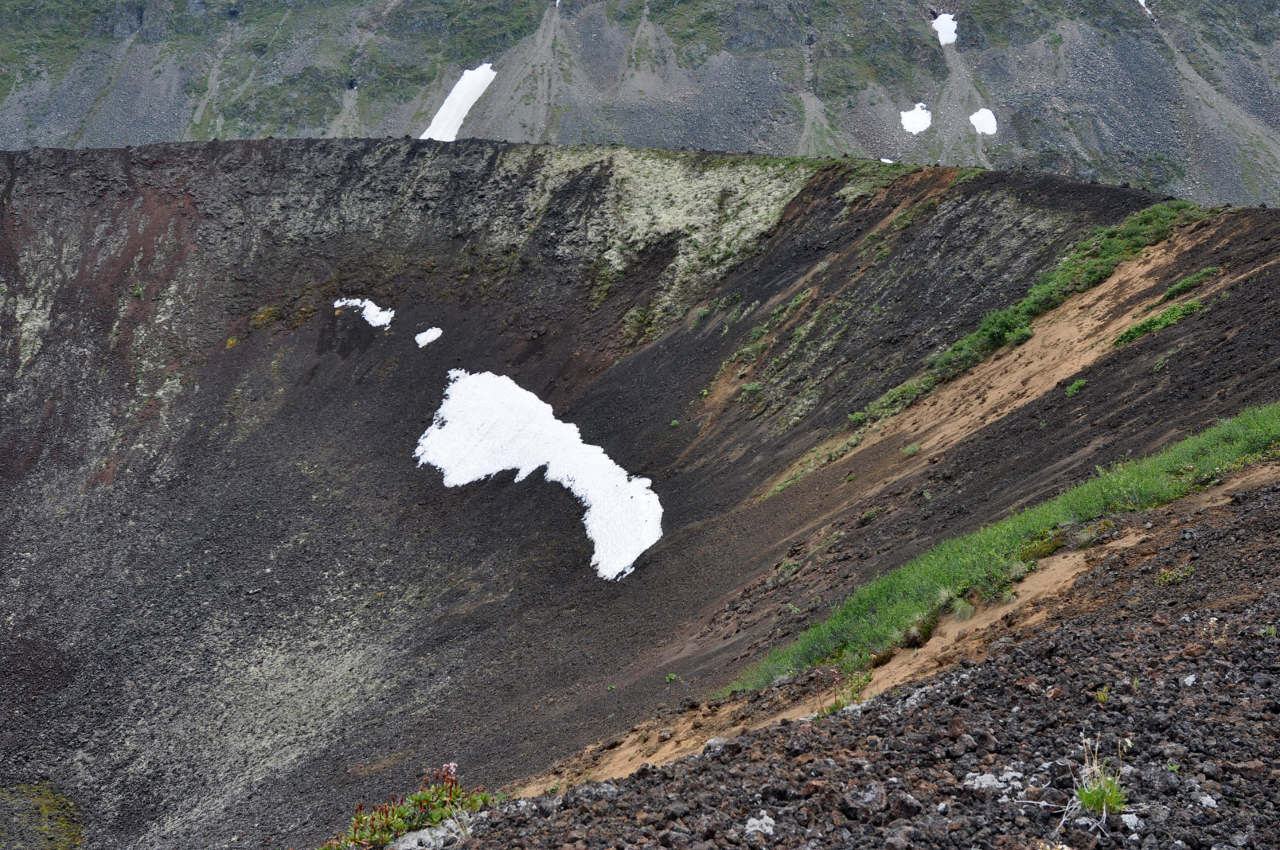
[{"x1": 323, "y1": 763, "x2": 492, "y2": 849}]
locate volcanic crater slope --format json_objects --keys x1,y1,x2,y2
[
  {"x1": 471, "y1": 472, "x2": 1280, "y2": 850},
  {"x1": 1, "y1": 137, "x2": 1279, "y2": 850}
]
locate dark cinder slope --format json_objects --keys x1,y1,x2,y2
[{"x1": 1, "y1": 137, "x2": 1278, "y2": 849}]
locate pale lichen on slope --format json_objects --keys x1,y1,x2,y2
[{"x1": 497, "y1": 146, "x2": 821, "y2": 326}]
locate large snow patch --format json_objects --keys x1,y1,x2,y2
[
  {"x1": 420, "y1": 63, "x2": 498, "y2": 142},
  {"x1": 900, "y1": 103, "x2": 932, "y2": 135},
  {"x1": 334, "y1": 298, "x2": 394, "y2": 328},
  {"x1": 414, "y1": 370, "x2": 663, "y2": 580},
  {"x1": 931, "y1": 13, "x2": 957, "y2": 46},
  {"x1": 969, "y1": 108, "x2": 998, "y2": 135}
]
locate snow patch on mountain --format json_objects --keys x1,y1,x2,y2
[
  {"x1": 969, "y1": 108, "x2": 998, "y2": 135},
  {"x1": 420, "y1": 63, "x2": 498, "y2": 142},
  {"x1": 414, "y1": 370, "x2": 663, "y2": 580},
  {"x1": 334, "y1": 298, "x2": 395, "y2": 328},
  {"x1": 415, "y1": 328, "x2": 443, "y2": 347},
  {"x1": 900, "y1": 103, "x2": 932, "y2": 134},
  {"x1": 931, "y1": 13, "x2": 957, "y2": 46}
]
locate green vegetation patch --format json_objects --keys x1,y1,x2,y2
[
  {"x1": 925, "y1": 200, "x2": 1204, "y2": 380},
  {"x1": 223, "y1": 66, "x2": 348, "y2": 135},
  {"x1": 735, "y1": 399, "x2": 1280, "y2": 689},
  {"x1": 766, "y1": 200, "x2": 1211, "y2": 501},
  {"x1": 802, "y1": 201, "x2": 1207, "y2": 471},
  {"x1": 1159, "y1": 266, "x2": 1221, "y2": 303},
  {"x1": 1115, "y1": 301, "x2": 1203, "y2": 347},
  {"x1": 835, "y1": 159, "x2": 919, "y2": 203},
  {"x1": 323, "y1": 766, "x2": 491, "y2": 850},
  {"x1": 0, "y1": 781, "x2": 83, "y2": 850}
]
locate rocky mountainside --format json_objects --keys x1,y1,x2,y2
[
  {"x1": 1, "y1": 0, "x2": 1278, "y2": 205},
  {"x1": 2, "y1": 137, "x2": 1279, "y2": 849},
  {"x1": 470, "y1": 474, "x2": 1280, "y2": 850}
]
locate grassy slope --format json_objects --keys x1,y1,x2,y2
[{"x1": 737, "y1": 400, "x2": 1280, "y2": 689}]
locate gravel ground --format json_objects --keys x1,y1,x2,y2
[{"x1": 460, "y1": 480, "x2": 1280, "y2": 850}]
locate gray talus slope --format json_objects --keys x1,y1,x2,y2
[{"x1": 0, "y1": 0, "x2": 1277, "y2": 204}]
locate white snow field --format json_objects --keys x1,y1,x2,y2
[
  {"x1": 900, "y1": 103, "x2": 933, "y2": 134},
  {"x1": 414, "y1": 370, "x2": 664, "y2": 580},
  {"x1": 415, "y1": 328, "x2": 443, "y2": 347},
  {"x1": 931, "y1": 13, "x2": 957, "y2": 46},
  {"x1": 334, "y1": 298, "x2": 394, "y2": 328},
  {"x1": 969, "y1": 108, "x2": 998, "y2": 135},
  {"x1": 419, "y1": 63, "x2": 498, "y2": 142}
]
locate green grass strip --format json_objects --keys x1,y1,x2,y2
[
  {"x1": 922, "y1": 200, "x2": 1204, "y2": 382},
  {"x1": 770, "y1": 202, "x2": 1210, "y2": 501},
  {"x1": 1159, "y1": 266, "x2": 1220, "y2": 303},
  {"x1": 735, "y1": 399, "x2": 1280, "y2": 690},
  {"x1": 785, "y1": 200, "x2": 1207, "y2": 472},
  {"x1": 1115, "y1": 301, "x2": 1203, "y2": 347}
]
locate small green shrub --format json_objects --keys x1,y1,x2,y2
[
  {"x1": 665, "y1": 672, "x2": 679, "y2": 683},
  {"x1": 323, "y1": 765, "x2": 490, "y2": 850},
  {"x1": 1155, "y1": 564, "x2": 1194, "y2": 586},
  {"x1": 670, "y1": 419, "x2": 680, "y2": 427},
  {"x1": 1065, "y1": 379, "x2": 1087, "y2": 398},
  {"x1": 741, "y1": 382, "x2": 763, "y2": 394},
  {"x1": 951, "y1": 598, "x2": 976, "y2": 621},
  {"x1": 1075, "y1": 738, "x2": 1128, "y2": 815},
  {"x1": 900, "y1": 443, "x2": 921, "y2": 458},
  {"x1": 858, "y1": 506, "x2": 885, "y2": 525},
  {"x1": 1115, "y1": 301, "x2": 1203, "y2": 346},
  {"x1": 818, "y1": 670, "x2": 872, "y2": 717},
  {"x1": 1077, "y1": 769, "x2": 1127, "y2": 814}
]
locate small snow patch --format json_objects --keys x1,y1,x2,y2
[
  {"x1": 931, "y1": 13, "x2": 957, "y2": 46},
  {"x1": 414, "y1": 370, "x2": 663, "y2": 580},
  {"x1": 880, "y1": 157, "x2": 896, "y2": 163},
  {"x1": 900, "y1": 103, "x2": 932, "y2": 135},
  {"x1": 334, "y1": 298, "x2": 394, "y2": 328},
  {"x1": 1136, "y1": 0, "x2": 1153, "y2": 17},
  {"x1": 744, "y1": 811, "x2": 775, "y2": 836},
  {"x1": 969, "y1": 108, "x2": 998, "y2": 135},
  {"x1": 415, "y1": 328, "x2": 443, "y2": 347},
  {"x1": 420, "y1": 63, "x2": 498, "y2": 142},
  {"x1": 1182, "y1": 673, "x2": 1197, "y2": 687}
]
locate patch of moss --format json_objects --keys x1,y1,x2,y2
[
  {"x1": 249, "y1": 305, "x2": 282, "y2": 329},
  {"x1": 0, "y1": 781, "x2": 83, "y2": 850}
]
